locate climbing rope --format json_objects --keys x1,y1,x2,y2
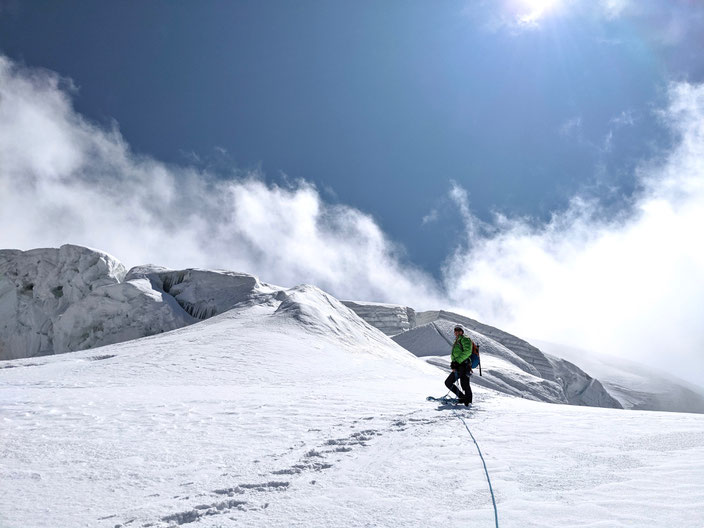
[
  {"x1": 436, "y1": 390, "x2": 499, "y2": 528},
  {"x1": 451, "y1": 406, "x2": 499, "y2": 528}
]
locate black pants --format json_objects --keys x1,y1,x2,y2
[{"x1": 444, "y1": 360, "x2": 472, "y2": 403}]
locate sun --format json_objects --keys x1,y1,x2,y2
[{"x1": 515, "y1": 0, "x2": 562, "y2": 24}]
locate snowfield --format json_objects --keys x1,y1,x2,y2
[{"x1": 2, "y1": 284, "x2": 704, "y2": 528}]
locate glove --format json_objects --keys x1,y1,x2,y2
[{"x1": 450, "y1": 361, "x2": 459, "y2": 370}]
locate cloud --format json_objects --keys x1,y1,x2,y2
[
  {"x1": 561, "y1": 112, "x2": 632, "y2": 157},
  {"x1": 448, "y1": 180, "x2": 488, "y2": 247},
  {"x1": 443, "y1": 81, "x2": 704, "y2": 386},
  {"x1": 0, "y1": 55, "x2": 441, "y2": 308},
  {"x1": 421, "y1": 209, "x2": 438, "y2": 226},
  {"x1": 559, "y1": 116, "x2": 583, "y2": 138},
  {"x1": 610, "y1": 110, "x2": 635, "y2": 128},
  {"x1": 2, "y1": 53, "x2": 704, "y2": 387}
]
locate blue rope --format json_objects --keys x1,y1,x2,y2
[
  {"x1": 451, "y1": 407, "x2": 499, "y2": 528},
  {"x1": 443, "y1": 372, "x2": 499, "y2": 527}
]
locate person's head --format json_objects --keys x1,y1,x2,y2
[{"x1": 454, "y1": 325, "x2": 464, "y2": 336}]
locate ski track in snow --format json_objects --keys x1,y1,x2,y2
[{"x1": 2, "y1": 294, "x2": 704, "y2": 527}]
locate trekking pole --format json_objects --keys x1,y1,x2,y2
[{"x1": 478, "y1": 345, "x2": 482, "y2": 376}]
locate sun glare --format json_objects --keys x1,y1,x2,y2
[{"x1": 516, "y1": 0, "x2": 561, "y2": 24}]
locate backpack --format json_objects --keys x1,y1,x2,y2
[
  {"x1": 469, "y1": 340, "x2": 481, "y2": 372},
  {"x1": 459, "y1": 336, "x2": 482, "y2": 376}
]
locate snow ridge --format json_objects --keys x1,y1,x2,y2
[
  {"x1": 0, "y1": 244, "x2": 696, "y2": 412},
  {"x1": 343, "y1": 304, "x2": 621, "y2": 408}
]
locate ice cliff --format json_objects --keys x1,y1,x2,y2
[
  {"x1": 0, "y1": 245, "x2": 188, "y2": 359},
  {"x1": 341, "y1": 301, "x2": 416, "y2": 336},
  {"x1": 0, "y1": 245, "x2": 272, "y2": 360}
]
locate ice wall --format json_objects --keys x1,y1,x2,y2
[
  {"x1": 126, "y1": 266, "x2": 275, "y2": 320},
  {"x1": 342, "y1": 301, "x2": 416, "y2": 336},
  {"x1": 0, "y1": 246, "x2": 286, "y2": 360},
  {"x1": 0, "y1": 245, "x2": 193, "y2": 359}
]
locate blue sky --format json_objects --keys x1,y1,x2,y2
[
  {"x1": 1, "y1": 0, "x2": 704, "y2": 385},
  {"x1": 2, "y1": 0, "x2": 696, "y2": 272}
]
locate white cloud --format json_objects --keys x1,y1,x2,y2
[
  {"x1": 2, "y1": 54, "x2": 704, "y2": 387},
  {"x1": 449, "y1": 182, "x2": 471, "y2": 222},
  {"x1": 610, "y1": 110, "x2": 635, "y2": 127},
  {"x1": 448, "y1": 180, "x2": 486, "y2": 248},
  {"x1": 0, "y1": 55, "x2": 441, "y2": 308},
  {"x1": 559, "y1": 116, "x2": 582, "y2": 138},
  {"x1": 442, "y1": 81, "x2": 704, "y2": 386},
  {"x1": 421, "y1": 209, "x2": 438, "y2": 225},
  {"x1": 561, "y1": 112, "x2": 629, "y2": 156}
]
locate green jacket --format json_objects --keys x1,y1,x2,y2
[{"x1": 451, "y1": 335, "x2": 473, "y2": 364}]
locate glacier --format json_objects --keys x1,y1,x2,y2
[
  {"x1": 2, "y1": 244, "x2": 702, "y2": 414},
  {"x1": 1, "y1": 254, "x2": 703, "y2": 527}
]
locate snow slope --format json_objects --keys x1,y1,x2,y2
[
  {"x1": 534, "y1": 340, "x2": 704, "y2": 414},
  {"x1": 394, "y1": 318, "x2": 620, "y2": 408},
  {"x1": 2, "y1": 285, "x2": 704, "y2": 528}
]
